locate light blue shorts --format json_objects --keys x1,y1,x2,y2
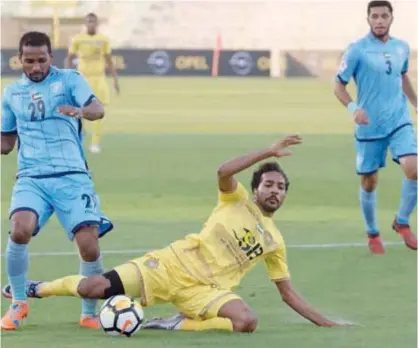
[
  {"x1": 356, "y1": 124, "x2": 417, "y2": 175},
  {"x1": 9, "y1": 173, "x2": 113, "y2": 240}
]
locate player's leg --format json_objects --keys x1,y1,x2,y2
[
  {"x1": 1, "y1": 178, "x2": 53, "y2": 330},
  {"x1": 390, "y1": 125, "x2": 418, "y2": 250},
  {"x1": 51, "y1": 174, "x2": 113, "y2": 328},
  {"x1": 145, "y1": 286, "x2": 255, "y2": 333},
  {"x1": 356, "y1": 139, "x2": 388, "y2": 254},
  {"x1": 73, "y1": 226, "x2": 104, "y2": 328},
  {"x1": 89, "y1": 77, "x2": 109, "y2": 153},
  {"x1": 34, "y1": 263, "x2": 142, "y2": 300}
]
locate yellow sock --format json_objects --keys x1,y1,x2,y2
[
  {"x1": 38, "y1": 275, "x2": 85, "y2": 298},
  {"x1": 179, "y1": 317, "x2": 233, "y2": 332},
  {"x1": 91, "y1": 120, "x2": 103, "y2": 146}
]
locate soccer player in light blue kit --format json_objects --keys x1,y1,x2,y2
[
  {"x1": 1, "y1": 32, "x2": 114, "y2": 330},
  {"x1": 334, "y1": 1, "x2": 417, "y2": 254}
]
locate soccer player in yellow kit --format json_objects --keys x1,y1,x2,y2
[
  {"x1": 66, "y1": 12, "x2": 120, "y2": 154},
  {"x1": 15, "y1": 135, "x2": 345, "y2": 331}
]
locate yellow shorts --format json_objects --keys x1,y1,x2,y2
[
  {"x1": 85, "y1": 76, "x2": 109, "y2": 105},
  {"x1": 113, "y1": 247, "x2": 242, "y2": 320}
]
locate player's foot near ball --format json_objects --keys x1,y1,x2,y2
[
  {"x1": 2, "y1": 280, "x2": 43, "y2": 300},
  {"x1": 142, "y1": 313, "x2": 186, "y2": 330},
  {"x1": 89, "y1": 144, "x2": 101, "y2": 153},
  {"x1": 80, "y1": 315, "x2": 101, "y2": 329},
  {"x1": 392, "y1": 220, "x2": 417, "y2": 250},
  {"x1": 367, "y1": 233, "x2": 385, "y2": 254},
  {"x1": 1, "y1": 301, "x2": 29, "y2": 330}
]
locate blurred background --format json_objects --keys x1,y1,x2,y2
[{"x1": 1, "y1": 0, "x2": 417, "y2": 78}]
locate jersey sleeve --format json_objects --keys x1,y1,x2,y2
[
  {"x1": 336, "y1": 44, "x2": 360, "y2": 85},
  {"x1": 218, "y1": 181, "x2": 249, "y2": 204},
  {"x1": 1, "y1": 89, "x2": 17, "y2": 135},
  {"x1": 103, "y1": 37, "x2": 112, "y2": 55},
  {"x1": 68, "y1": 36, "x2": 79, "y2": 55},
  {"x1": 402, "y1": 44, "x2": 410, "y2": 74},
  {"x1": 68, "y1": 71, "x2": 97, "y2": 107},
  {"x1": 264, "y1": 243, "x2": 290, "y2": 281}
]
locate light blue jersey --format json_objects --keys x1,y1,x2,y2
[
  {"x1": 2, "y1": 65, "x2": 94, "y2": 178},
  {"x1": 2, "y1": 66, "x2": 113, "y2": 240},
  {"x1": 337, "y1": 33, "x2": 412, "y2": 141}
]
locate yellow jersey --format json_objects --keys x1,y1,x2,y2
[
  {"x1": 170, "y1": 182, "x2": 290, "y2": 290},
  {"x1": 68, "y1": 33, "x2": 111, "y2": 77}
]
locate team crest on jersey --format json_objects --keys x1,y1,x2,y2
[
  {"x1": 383, "y1": 52, "x2": 391, "y2": 59},
  {"x1": 338, "y1": 59, "x2": 347, "y2": 73},
  {"x1": 50, "y1": 81, "x2": 63, "y2": 93},
  {"x1": 396, "y1": 47, "x2": 405, "y2": 60},
  {"x1": 31, "y1": 92, "x2": 42, "y2": 101},
  {"x1": 144, "y1": 257, "x2": 159, "y2": 269},
  {"x1": 256, "y1": 224, "x2": 264, "y2": 235}
]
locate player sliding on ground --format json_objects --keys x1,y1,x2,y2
[
  {"x1": 4, "y1": 135, "x2": 347, "y2": 332},
  {"x1": 334, "y1": 0, "x2": 417, "y2": 254}
]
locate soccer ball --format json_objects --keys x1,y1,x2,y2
[{"x1": 99, "y1": 295, "x2": 144, "y2": 337}]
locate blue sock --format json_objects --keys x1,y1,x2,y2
[
  {"x1": 6, "y1": 238, "x2": 29, "y2": 302},
  {"x1": 360, "y1": 187, "x2": 379, "y2": 234},
  {"x1": 80, "y1": 257, "x2": 103, "y2": 317},
  {"x1": 396, "y1": 178, "x2": 417, "y2": 225}
]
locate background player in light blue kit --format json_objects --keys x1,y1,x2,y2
[
  {"x1": 334, "y1": 1, "x2": 417, "y2": 254},
  {"x1": 1, "y1": 32, "x2": 114, "y2": 330}
]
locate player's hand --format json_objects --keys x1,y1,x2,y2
[
  {"x1": 318, "y1": 319, "x2": 356, "y2": 328},
  {"x1": 353, "y1": 108, "x2": 369, "y2": 125},
  {"x1": 57, "y1": 105, "x2": 83, "y2": 118},
  {"x1": 318, "y1": 319, "x2": 344, "y2": 327},
  {"x1": 268, "y1": 134, "x2": 303, "y2": 157},
  {"x1": 114, "y1": 80, "x2": 120, "y2": 95}
]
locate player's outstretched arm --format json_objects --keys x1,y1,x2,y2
[
  {"x1": 1, "y1": 134, "x2": 17, "y2": 155},
  {"x1": 275, "y1": 279, "x2": 343, "y2": 327},
  {"x1": 217, "y1": 135, "x2": 302, "y2": 192},
  {"x1": 402, "y1": 74, "x2": 417, "y2": 110}
]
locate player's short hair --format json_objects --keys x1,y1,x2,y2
[
  {"x1": 19, "y1": 31, "x2": 52, "y2": 55},
  {"x1": 251, "y1": 162, "x2": 290, "y2": 192},
  {"x1": 367, "y1": 0, "x2": 393, "y2": 14},
  {"x1": 86, "y1": 12, "x2": 98, "y2": 19}
]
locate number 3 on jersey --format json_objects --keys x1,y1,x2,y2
[
  {"x1": 385, "y1": 59, "x2": 392, "y2": 75},
  {"x1": 29, "y1": 100, "x2": 46, "y2": 121}
]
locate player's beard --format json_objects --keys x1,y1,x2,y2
[
  {"x1": 372, "y1": 27, "x2": 389, "y2": 39},
  {"x1": 258, "y1": 197, "x2": 281, "y2": 214},
  {"x1": 26, "y1": 68, "x2": 50, "y2": 82},
  {"x1": 28, "y1": 73, "x2": 45, "y2": 82}
]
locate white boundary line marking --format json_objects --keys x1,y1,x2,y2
[{"x1": 0, "y1": 241, "x2": 404, "y2": 257}]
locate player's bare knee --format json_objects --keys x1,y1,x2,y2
[
  {"x1": 403, "y1": 159, "x2": 417, "y2": 180},
  {"x1": 77, "y1": 276, "x2": 108, "y2": 298},
  {"x1": 10, "y1": 211, "x2": 37, "y2": 244},
  {"x1": 74, "y1": 226, "x2": 100, "y2": 261},
  {"x1": 78, "y1": 244, "x2": 100, "y2": 262},
  {"x1": 232, "y1": 312, "x2": 258, "y2": 333},
  {"x1": 361, "y1": 173, "x2": 378, "y2": 192}
]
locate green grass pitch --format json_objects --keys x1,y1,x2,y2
[{"x1": 1, "y1": 77, "x2": 416, "y2": 347}]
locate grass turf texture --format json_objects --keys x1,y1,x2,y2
[{"x1": 1, "y1": 77, "x2": 416, "y2": 348}]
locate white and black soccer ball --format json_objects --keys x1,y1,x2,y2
[{"x1": 99, "y1": 295, "x2": 144, "y2": 337}]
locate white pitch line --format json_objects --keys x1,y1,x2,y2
[{"x1": 0, "y1": 241, "x2": 404, "y2": 257}]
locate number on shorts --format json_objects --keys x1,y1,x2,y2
[{"x1": 82, "y1": 193, "x2": 92, "y2": 209}]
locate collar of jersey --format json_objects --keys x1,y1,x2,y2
[
  {"x1": 367, "y1": 32, "x2": 393, "y2": 43},
  {"x1": 20, "y1": 65, "x2": 58, "y2": 86}
]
